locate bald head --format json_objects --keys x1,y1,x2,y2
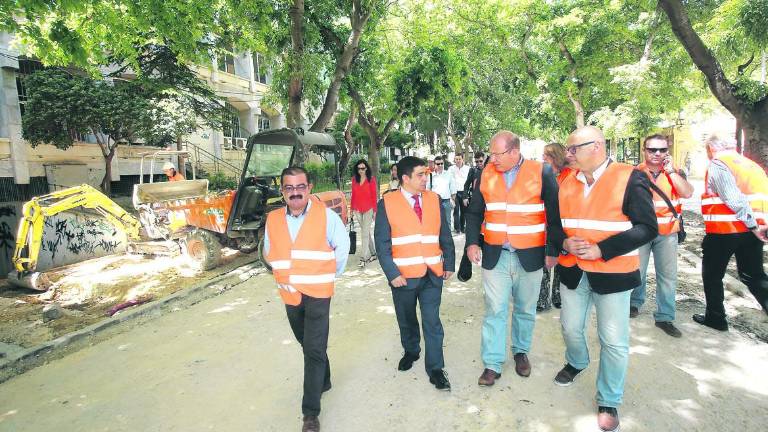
[
  {"x1": 566, "y1": 126, "x2": 605, "y2": 147},
  {"x1": 565, "y1": 126, "x2": 607, "y2": 174},
  {"x1": 489, "y1": 130, "x2": 522, "y2": 172},
  {"x1": 490, "y1": 131, "x2": 520, "y2": 151}
]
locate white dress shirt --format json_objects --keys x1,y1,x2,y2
[
  {"x1": 449, "y1": 164, "x2": 470, "y2": 192},
  {"x1": 575, "y1": 158, "x2": 611, "y2": 197},
  {"x1": 430, "y1": 169, "x2": 456, "y2": 200}
]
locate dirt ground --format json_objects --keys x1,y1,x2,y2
[
  {"x1": 0, "y1": 249, "x2": 257, "y2": 351},
  {"x1": 0, "y1": 234, "x2": 766, "y2": 432}
]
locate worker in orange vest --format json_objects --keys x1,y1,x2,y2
[
  {"x1": 555, "y1": 126, "x2": 657, "y2": 432},
  {"x1": 263, "y1": 166, "x2": 350, "y2": 432},
  {"x1": 695, "y1": 132, "x2": 768, "y2": 331},
  {"x1": 374, "y1": 156, "x2": 455, "y2": 391},
  {"x1": 464, "y1": 131, "x2": 564, "y2": 386},
  {"x1": 162, "y1": 161, "x2": 185, "y2": 182},
  {"x1": 630, "y1": 134, "x2": 694, "y2": 338}
]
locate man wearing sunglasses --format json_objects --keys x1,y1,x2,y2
[
  {"x1": 263, "y1": 166, "x2": 350, "y2": 432},
  {"x1": 631, "y1": 135, "x2": 694, "y2": 338},
  {"x1": 555, "y1": 126, "x2": 657, "y2": 432},
  {"x1": 465, "y1": 131, "x2": 564, "y2": 387}
]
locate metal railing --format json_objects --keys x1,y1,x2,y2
[{"x1": 183, "y1": 141, "x2": 243, "y2": 180}]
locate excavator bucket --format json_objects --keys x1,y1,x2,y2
[{"x1": 7, "y1": 271, "x2": 52, "y2": 292}]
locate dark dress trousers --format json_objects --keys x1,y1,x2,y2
[{"x1": 374, "y1": 195, "x2": 456, "y2": 373}]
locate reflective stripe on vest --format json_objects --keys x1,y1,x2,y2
[
  {"x1": 558, "y1": 162, "x2": 640, "y2": 273},
  {"x1": 701, "y1": 152, "x2": 768, "y2": 234},
  {"x1": 479, "y1": 160, "x2": 546, "y2": 249},
  {"x1": 637, "y1": 163, "x2": 682, "y2": 236},
  {"x1": 265, "y1": 198, "x2": 336, "y2": 305},
  {"x1": 383, "y1": 190, "x2": 444, "y2": 279}
]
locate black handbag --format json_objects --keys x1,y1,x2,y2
[
  {"x1": 648, "y1": 182, "x2": 686, "y2": 243},
  {"x1": 348, "y1": 213, "x2": 357, "y2": 255}
]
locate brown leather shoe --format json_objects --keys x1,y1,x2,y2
[
  {"x1": 478, "y1": 368, "x2": 501, "y2": 386},
  {"x1": 597, "y1": 406, "x2": 619, "y2": 431},
  {"x1": 514, "y1": 353, "x2": 531, "y2": 377},
  {"x1": 302, "y1": 415, "x2": 320, "y2": 432}
]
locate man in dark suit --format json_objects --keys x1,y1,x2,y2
[
  {"x1": 465, "y1": 131, "x2": 564, "y2": 386},
  {"x1": 374, "y1": 156, "x2": 456, "y2": 391}
]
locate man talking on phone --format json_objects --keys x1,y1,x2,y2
[{"x1": 631, "y1": 135, "x2": 694, "y2": 337}]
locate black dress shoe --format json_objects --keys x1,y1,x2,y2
[
  {"x1": 398, "y1": 352, "x2": 420, "y2": 371},
  {"x1": 692, "y1": 313, "x2": 728, "y2": 331},
  {"x1": 429, "y1": 369, "x2": 451, "y2": 391}
]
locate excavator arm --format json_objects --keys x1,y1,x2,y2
[{"x1": 12, "y1": 184, "x2": 142, "y2": 274}]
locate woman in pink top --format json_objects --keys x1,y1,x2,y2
[{"x1": 351, "y1": 159, "x2": 378, "y2": 267}]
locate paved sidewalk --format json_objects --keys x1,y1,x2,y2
[{"x1": 0, "y1": 235, "x2": 766, "y2": 431}]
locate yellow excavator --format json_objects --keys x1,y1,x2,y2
[{"x1": 9, "y1": 184, "x2": 178, "y2": 291}]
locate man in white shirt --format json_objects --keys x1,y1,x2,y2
[
  {"x1": 429, "y1": 155, "x2": 457, "y2": 230},
  {"x1": 449, "y1": 154, "x2": 471, "y2": 233}
]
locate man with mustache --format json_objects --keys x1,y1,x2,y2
[{"x1": 263, "y1": 166, "x2": 350, "y2": 432}]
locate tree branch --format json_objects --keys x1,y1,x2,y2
[{"x1": 658, "y1": 0, "x2": 748, "y2": 118}]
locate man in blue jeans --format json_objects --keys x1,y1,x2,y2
[
  {"x1": 465, "y1": 131, "x2": 563, "y2": 386},
  {"x1": 631, "y1": 135, "x2": 694, "y2": 337},
  {"x1": 555, "y1": 126, "x2": 657, "y2": 432}
]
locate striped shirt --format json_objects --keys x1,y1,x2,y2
[{"x1": 707, "y1": 159, "x2": 758, "y2": 230}]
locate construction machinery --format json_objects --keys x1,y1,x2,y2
[{"x1": 9, "y1": 128, "x2": 349, "y2": 290}]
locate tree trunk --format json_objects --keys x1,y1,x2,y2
[
  {"x1": 558, "y1": 38, "x2": 585, "y2": 128},
  {"x1": 567, "y1": 88, "x2": 585, "y2": 128},
  {"x1": 735, "y1": 119, "x2": 742, "y2": 154},
  {"x1": 176, "y1": 135, "x2": 186, "y2": 177},
  {"x1": 338, "y1": 108, "x2": 356, "y2": 180},
  {"x1": 367, "y1": 135, "x2": 382, "y2": 198},
  {"x1": 659, "y1": 0, "x2": 768, "y2": 167},
  {"x1": 287, "y1": 0, "x2": 305, "y2": 131},
  {"x1": 101, "y1": 146, "x2": 116, "y2": 195},
  {"x1": 742, "y1": 114, "x2": 768, "y2": 168},
  {"x1": 309, "y1": 0, "x2": 372, "y2": 132}
]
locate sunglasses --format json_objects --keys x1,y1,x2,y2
[
  {"x1": 357, "y1": 167, "x2": 367, "y2": 170},
  {"x1": 566, "y1": 141, "x2": 595, "y2": 155},
  {"x1": 435, "y1": 162, "x2": 444, "y2": 165},
  {"x1": 645, "y1": 147, "x2": 669, "y2": 154}
]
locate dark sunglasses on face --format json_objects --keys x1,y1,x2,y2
[
  {"x1": 435, "y1": 162, "x2": 444, "y2": 165},
  {"x1": 358, "y1": 167, "x2": 367, "y2": 170},
  {"x1": 645, "y1": 147, "x2": 668, "y2": 154}
]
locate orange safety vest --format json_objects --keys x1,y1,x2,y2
[
  {"x1": 637, "y1": 163, "x2": 682, "y2": 236},
  {"x1": 701, "y1": 152, "x2": 768, "y2": 234},
  {"x1": 479, "y1": 160, "x2": 546, "y2": 249},
  {"x1": 383, "y1": 190, "x2": 444, "y2": 279},
  {"x1": 557, "y1": 167, "x2": 574, "y2": 185},
  {"x1": 265, "y1": 198, "x2": 336, "y2": 305},
  {"x1": 558, "y1": 162, "x2": 639, "y2": 273}
]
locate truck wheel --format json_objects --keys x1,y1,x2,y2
[
  {"x1": 185, "y1": 230, "x2": 222, "y2": 271},
  {"x1": 257, "y1": 227, "x2": 272, "y2": 273}
]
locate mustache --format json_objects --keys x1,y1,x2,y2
[{"x1": 289, "y1": 194, "x2": 303, "y2": 200}]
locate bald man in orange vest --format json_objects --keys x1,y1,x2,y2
[
  {"x1": 555, "y1": 126, "x2": 657, "y2": 432},
  {"x1": 374, "y1": 156, "x2": 455, "y2": 391}
]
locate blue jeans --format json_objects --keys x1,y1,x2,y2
[
  {"x1": 440, "y1": 199, "x2": 453, "y2": 231},
  {"x1": 560, "y1": 274, "x2": 631, "y2": 408},
  {"x1": 481, "y1": 249, "x2": 542, "y2": 373},
  {"x1": 631, "y1": 233, "x2": 678, "y2": 322}
]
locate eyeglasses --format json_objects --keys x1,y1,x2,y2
[
  {"x1": 489, "y1": 148, "x2": 511, "y2": 158},
  {"x1": 282, "y1": 184, "x2": 308, "y2": 193},
  {"x1": 435, "y1": 162, "x2": 444, "y2": 166},
  {"x1": 357, "y1": 167, "x2": 367, "y2": 171},
  {"x1": 566, "y1": 141, "x2": 595, "y2": 155},
  {"x1": 644, "y1": 147, "x2": 669, "y2": 154}
]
